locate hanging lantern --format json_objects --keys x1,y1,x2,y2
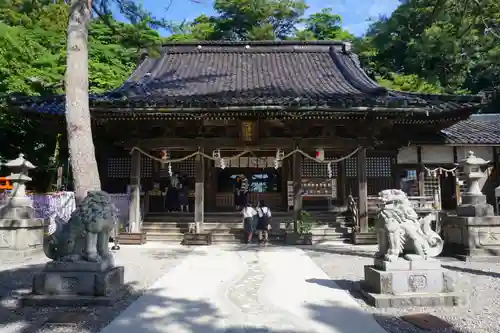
[
  {"x1": 220, "y1": 158, "x2": 226, "y2": 169},
  {"x1": 212, "y1": 149, "x2": 221, "y2": 159},
  {"x1": 327, "y1": 163, "x2": 333, "y2": 178},
  {"x1": 315, "y1": 148, "x2": 325, "y2": 161},
  {"x1": 161, "y1": 149, "x2": 168, "y2": 169}
]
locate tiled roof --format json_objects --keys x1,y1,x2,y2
[
  {"x1": 8, "y1": 41, "x2": 485, "y2": 116},
  {"x1": 441, "y1": 114, "x2": 500, "y2": 144}
]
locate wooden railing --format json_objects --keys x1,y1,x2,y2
[{"x1": 347, "y1": 195, "x2": 359, "y2": 230}]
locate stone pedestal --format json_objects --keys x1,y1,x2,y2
[
  {"x1": 0, "y1": 154, "x2": 44, "y2": 263},
  {"x1": 0, "y1": 204, "x2": 44, "y2": 264},
  {"x1": 456, "y1": 194, "x2": 494, "y2": 217},
  {"x1": 442, "y1": 214, "x2": 500, "y2": 261},
  {"x1": 21, "y1": 261, "x2": 125, "y2": 306},
  {"x1": 360, "y1": 258, "x2": 464, "y2": 308},
  {"x1": 442, "y1": 150, "x2": 500, "y2": 261}
]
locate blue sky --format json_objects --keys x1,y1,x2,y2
[{"x1": 119, "y1": 0, "x2": 400, "y2": 36}]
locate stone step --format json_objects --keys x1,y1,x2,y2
[
  {"x1": 144, "y1": 230, "x2": 348, "y2": 244},
  {"x1": 145, "y1": 232, "x2": 287, "y2": 244},
  {"x1": 143, "y1": 212, "x2": 348, "y2": 224},
  {"x1": 142, "y1": 223, "x2": 352, "y2": 235}
]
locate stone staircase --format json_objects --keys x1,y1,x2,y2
[{"x1": 141, "y1": 211, "x2": 353, "y2": 244}]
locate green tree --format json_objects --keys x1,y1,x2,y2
[
  {"x1": 294, "y1": 8, "x2": 354, "y2": 41},
  {"x1": 211, "y1": 0, "x2": 307, "y2": 40},
  {"x1": 361, "y1": 0, "x2": 500, "y2": 94},
  {"x1": 0, "y1": 0, "x2": 163, "y2": 193}
]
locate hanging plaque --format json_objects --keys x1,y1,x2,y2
[{"x1": 240, "y1": 121, "x2": 257, "y2": 143}]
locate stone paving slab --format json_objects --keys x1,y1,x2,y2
[
  {"x1": 258, "y1": 247, "x2": 388, "y2": 333},
  {"x1": 98, "y1": 246, "x2": 388, "y2": 333}
]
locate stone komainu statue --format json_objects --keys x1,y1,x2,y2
[
  {"x1": 375, "y1": 189, "x2": 443, "y2": 262},
  {"x1": 43, "y1": 191, "x2": 118, "y2": 264}
]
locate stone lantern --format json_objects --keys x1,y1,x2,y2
[
  {"x1": 441, "y1": 150, "x2": 500, "y2": 261},
  {"x1": 0, "y1": 153, "x2": 43, "y2": 262},
  {"x1": 1, "y1": 153, "x2": 36, "y2": 219},
  {"x1": 4, "y1": 154, "x2": 36, "y2": 206},
  {"x1": 456, "y1": 151, "x2": 493, "y2": 217}
]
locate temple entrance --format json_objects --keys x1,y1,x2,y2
[{"x1": 214, "y1": 155, "x2": 284, "y2": 211}]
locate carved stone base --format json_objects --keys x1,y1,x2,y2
[
  {"x1": 351, "y1": 232, "x2": 377, "y2": 245},
  {"x1": 284, "y1": 232, "x2": 313, "y2": 245},
  {"x1": 358, "y1": 286, "x2": 465, "y2": 308},
  {"x1": 361, "y1": 259, "x2": 463, "y2": 308},
  {"x1": 183, "y1": 232, "x2": 212, "y2": 245},
  {"x1": 117, "y1": 232, "x2": 147, "y2": 245},
  {"x1": 0, "y1": 247, "x2": 43, "y2": 264},
  {"x1": 22, "y1": 265, "x2": 124, "y2": 306},
  {"x1": 442, "y1": 215, "x2": 500, "y2": 261},
  {"x1": 0, "y1": 217, "x2": 44, "y2": 263}
]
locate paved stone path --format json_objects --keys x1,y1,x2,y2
[{"x1": 99, "y1": 246, "x2": 388, "y2": 333}]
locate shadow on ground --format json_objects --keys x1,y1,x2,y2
[
  {"x1": 0, "y1": 246, "x2": 472, "y2": 333},
  {"x1": 303, "y1": 245, "x2": 375, "y2": 258},
  {"x1": 441, "y1": 264, "x2": 500, "y2": 279}
]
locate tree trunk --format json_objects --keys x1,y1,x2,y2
[{"x1": 65, "y1": 0, "x2": 101, "y2": 203}]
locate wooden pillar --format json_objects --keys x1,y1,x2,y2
[
  {"x1": 417, "y1": 146, "x2": 425, "y2": 196},
  {"x1": 391, "y1": 155, "x2": 399, "y2": 189},
  {"x1": 195, "y1": 151, "x2": 205, "y2": 232},
  {"x1": 453, "y1": 147, "x2": 460, "y2": 205},
  {"x1": 97, "y1": 148, "x2": 108, "y2": 192},
  {"x1": 337, "y1": 160, "x2": 346, "y2": 206},
  {"x1": 128, "y1": 149, "x2": 142, "y2": 233},
  {"x1": 357, "y1": 148, "x2": 368, "y2": 232},
  {"x1": 281, "y1": 158, "x2": 290, "y2": 211},
  {"x1": 204, "y1": 159, "x2": 216, "y2": 212},
  {"x1": 293, "y1": 152, "x2": 302, "y2": 232}
]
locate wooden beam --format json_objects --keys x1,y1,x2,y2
[
  {"x1": 337, "y1": 160, "x2": 346, "y2": 206},
  {"x1": 417, "y1": 146, "x2": 425, "y2": 196},
  {"x1": 118, "y1": 136, "x2": 365, "y2": 150},
  {"x1": 195, "y1": 149, "x2": 205, "y2": 232},
  {"x1": 293, "y1": 152, "x2": 302, "y2": 232},
  {"x1": 357, "y1": 148, "x2": 368, "y2": 232},
  {"x1": 129, "y1": 149, "x2": 142, "y2": 233}
]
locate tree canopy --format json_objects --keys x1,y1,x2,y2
[{"x1": 1, "y1": 0, "x2": 499, "y2": 188}]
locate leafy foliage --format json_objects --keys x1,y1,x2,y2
[
  {"x1": 1, "y1": 0, "x2": 500, "y2": 189},
  {"x1": 0, "y1": 0, "x2": 160, "y2": 190},
  {"x1": 358, "y1": 0, "x2": 500, "y2": 95}
]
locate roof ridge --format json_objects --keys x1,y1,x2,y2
[
  {"x1": 328, "y1": 47, "x2": 387, "y2": 96},
  {"x1": 161, "y1": 40, "x2": 348, "y2": 47}
]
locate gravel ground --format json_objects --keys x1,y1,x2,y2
[
  {"x1": 0, "y1": 244, "x2": 193, "y2": 333},
  {"x1": 304, "y1": 244, "x2": 500, "y2": 333}
]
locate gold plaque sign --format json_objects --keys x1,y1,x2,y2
[{"x1": 241, "y1": 121, "x2": 254, "y2": 142}]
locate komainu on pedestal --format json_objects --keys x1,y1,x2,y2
[
  {"x1": 22, "y1": 191, "x2": 124, "y2": 307},
  {"x1": 375, "y1": 189, "x2": 443, "y2": 262},
  {"x1": 360, "y1": 189, "x2": 464, "y2": 308}
]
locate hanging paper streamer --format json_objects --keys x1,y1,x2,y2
[
  {"x1": 168, "y1": 162, "x2": 173, "y2": 176},
  {"x1": 327, "y1": 163, "x2": 333, "y2": 178},
  {"x1": 425, "y1": 166, "x2": 457, "y2": 177},
  {"x1": 273, "y1": 148, "x2": 284, "y2": 169}
]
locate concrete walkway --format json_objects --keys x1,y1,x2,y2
[{"x1": 99, "y1": 246, "x2": 387, "y2": 333}]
